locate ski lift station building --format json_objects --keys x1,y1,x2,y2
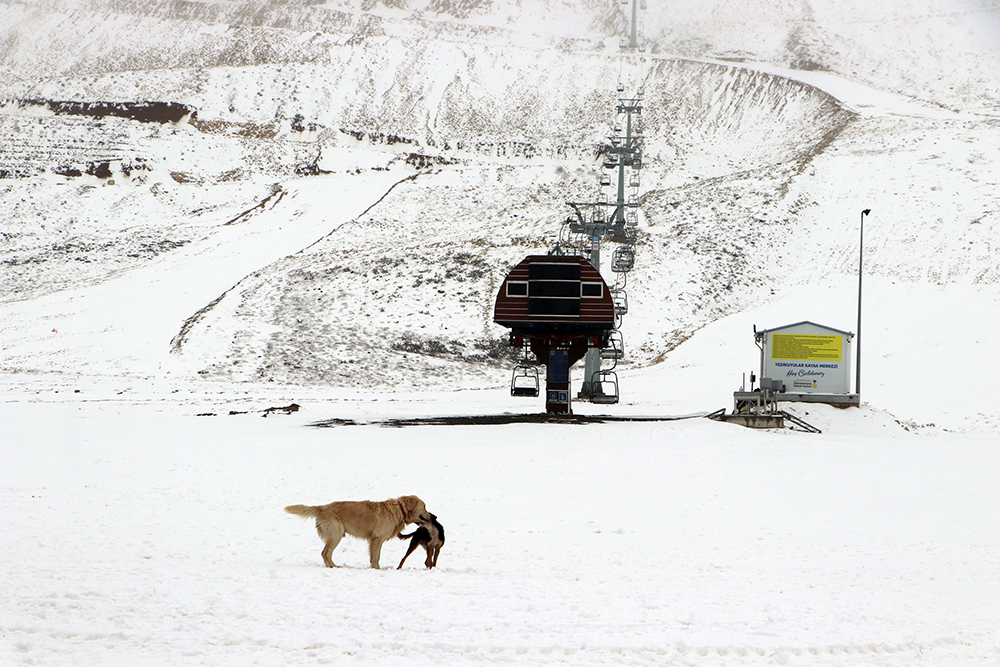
[
  {"x1": 493, "y1": 254, "x2": 616, "y2": 413},
  {"x1": 755, "y1": 321, "x2": 859, "y2": 405}
]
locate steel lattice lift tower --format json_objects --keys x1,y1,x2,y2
[
  {"x1": 572, "y1": 91, "x2": 642, "y2": 402},
  {"x1": 493, "y1": 1, "x2": 646, "y2": 412}
]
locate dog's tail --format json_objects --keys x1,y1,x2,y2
[
  {"x1": 398, "y1": 531, "x2": 416, "y2": 540},
  {"x1": 285, "y1": 504, "x2": 320, "y2": 517}
]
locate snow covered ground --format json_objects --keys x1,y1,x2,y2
[
  {"x1": 3, "y1": 371, "x2": 999, "y2": 666},
  {"x1": 3, "y1": 0, "x2": 1000, "y2": 664}
]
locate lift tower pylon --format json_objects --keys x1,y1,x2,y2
[{"x1": 574, "y1": 95, "x2": 642, "y2": 401}]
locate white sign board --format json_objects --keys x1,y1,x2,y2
[{"x1": 762, "y1": 322, "x2": 852, "y2": 395}]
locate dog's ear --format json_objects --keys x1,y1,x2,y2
[{"x1": 398, "y1": 495, "x2": 416, "y2": 519}]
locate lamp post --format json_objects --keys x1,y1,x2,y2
[{"x1": 856, "y1": 208, "x2": 871, "y2": 403}]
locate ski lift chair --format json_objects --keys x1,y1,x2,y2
[
  {"x1": 610, "y1": 288, "x2": 628, "y2": 328},
  {"x1": 607, "y1": 224, "x2": 636, "y2": 245},
  {"x1": 589, "y1": 370, "x2": 620, "y2": 404},
  {"x1": 601, "y1": 330, "x2": 624, "y2": 361},
  {"x1": 612, "y1": 245, "x2": 635, "y2": 272},
  {"x1": 510, "y1": 363, "x2": 540, "y2": 398},
  {"x1": 613, "y1": 290, "x2": 628, "y2": 314}
]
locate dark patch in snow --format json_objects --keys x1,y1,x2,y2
[
  {"x1": 310, "y1": 412, "x2": 705, "y2": 427},
  {"x1": 17, "y1": 99, "x2": 196, "y2": 124}
]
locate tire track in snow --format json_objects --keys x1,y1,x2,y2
[
  {"x1": 170, "y1": 170, "x2": 431, "y2": 353},
  {"x1": 255, "y1": 635, "x2": 968, "y2": 665}
]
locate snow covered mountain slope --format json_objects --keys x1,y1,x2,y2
[
  {"x1": 1, "y1": 0, "x2": 999, "y2": 431},
  {"x1": 4, "y1": 6, "x2": 1000, "y2": 664}
]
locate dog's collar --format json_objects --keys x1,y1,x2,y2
[{"x1": 397, "y1": 500, "x2": 407, "y2": 523}]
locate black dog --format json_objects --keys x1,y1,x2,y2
[{"x1": 397, "y1": 513, "x2": 445, "y2": 569}]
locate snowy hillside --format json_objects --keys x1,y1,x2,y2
[{"x1": 3, "y1": 0, "x2": 999, "y2": 432}]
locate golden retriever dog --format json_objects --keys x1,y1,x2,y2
[{"x1": 285, "y1": 495, "x2": 431, "y2": 569}]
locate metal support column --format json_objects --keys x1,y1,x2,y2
[
  {"x1": 545, "y1": 348, "x2": 572, "y2": 414},
  {"x1": 579, "y1": 234, "x2": 602, "y2": 399}
]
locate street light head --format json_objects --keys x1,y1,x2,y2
[{"x1": 862, "y1": 208, "x2": 871, "y2": 216}]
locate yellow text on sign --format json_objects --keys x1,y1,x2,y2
[{"x1": 771, "y1": 334, "x2": 843, "y2": 362}]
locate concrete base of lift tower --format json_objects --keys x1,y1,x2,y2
[
  {"x1": 711, "y1": 410, "x2": 822, "y2": 433},
  {"x1": 707, "y1": 390, "x2": 828, "y2": 432},
  {"x1": 713, "y1": 412, "x2": 786, "y2": 429}
]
